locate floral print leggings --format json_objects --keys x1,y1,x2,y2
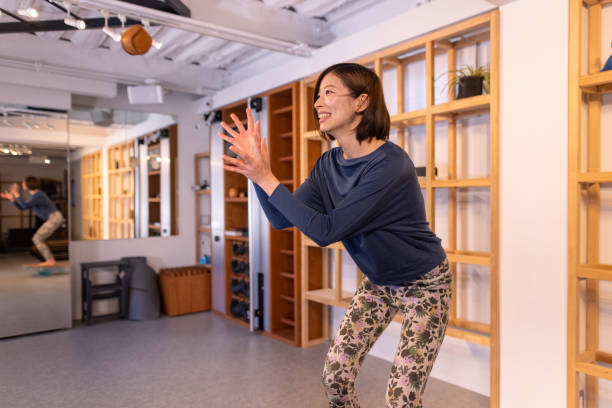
[{"x1": 322, "y1": 258, "x2": 452, "y2": 408}]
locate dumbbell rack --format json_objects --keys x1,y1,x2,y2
[{"x1": 228, "y1": 240, "x2": 250, "y2": 320}]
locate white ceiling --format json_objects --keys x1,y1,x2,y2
[
  {"x1": 0, "y1": 0, "x2": 510, "y2": 120},
  {"x1": 0, "y1": 0, "x2": 434, "y2": 99}
]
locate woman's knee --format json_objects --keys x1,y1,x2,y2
[{"x1": 322, "y1": 351, "x2": 354, "y2": 395}]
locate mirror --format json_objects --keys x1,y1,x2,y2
[
  {"x1": 0, "y1": 105, "x2": 71, "y2": 337},
  {"x1": 68, "y1": 108, "x2": 178, "y2": 240}
]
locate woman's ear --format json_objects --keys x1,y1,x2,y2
[{"x1": 355, "y1": 94, "x2": 369, "y2": 113}]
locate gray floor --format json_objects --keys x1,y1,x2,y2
[
  {"x1": 0, "y1": 312, "x2": 488, "y2": 408},
  {"x1": 0, "y1": 252, "x2": 71, "y2": 338}
]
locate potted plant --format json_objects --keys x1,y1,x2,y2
[{"x1": 443, "y1": 64, "x2": 490, "y2": 99}]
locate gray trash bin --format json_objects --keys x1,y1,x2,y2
[{"x1": 122, "y1": 257, "x2": 161, "y2": 321}]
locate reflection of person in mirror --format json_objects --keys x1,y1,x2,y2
[
  {"x1": 0, "y1": 176, "x2": 63, "y2": 267},
  {"x1": 218, "y1": 63, "x2": 450, "y2": 407}
]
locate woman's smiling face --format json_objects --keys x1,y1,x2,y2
[{"x1": 314, "y1": 73, "x2": 363, "y2": 137}]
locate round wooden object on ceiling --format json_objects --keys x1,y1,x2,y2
[{"x1": 121, "y1": 25, "x2": 152, "y2": 56}]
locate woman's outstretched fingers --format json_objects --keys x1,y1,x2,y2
[
  {"x1": 220, "y1": 122, "x2": 239, "y2": 138},
  {"x1": 246, "y1": 107, "x2": 254, "y2": 132},
  {"x1": 231, "y1": 113, "x2": 246, "y2": 133}
]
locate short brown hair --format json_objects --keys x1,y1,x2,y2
[
  {"x1": 24, "y1": 176, "x2": 40, "y2": 190},
  {"x1": 313, "y1": 63, "x2": 390, "y2": 143}
]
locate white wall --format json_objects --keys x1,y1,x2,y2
[{"x1": 498, "y1": 1, "x2": 568, "y2": 407}]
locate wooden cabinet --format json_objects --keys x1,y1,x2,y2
[
  {"x1": 266, "y1": 83, "x2": 303, "y2": 345},
  {"x1": 298, "y1": 10, "x2": 500, "y2": 407},
  {"x1": 568, "y1": 2, "x2": 612, "y2": 407}
]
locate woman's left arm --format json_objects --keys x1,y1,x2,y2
[
  {"x1": 218, "y1": 108, "x2": 280, "y2": 196},
  {"x1": 266, "y1": 160, "x2": 398, "y2": 247}
]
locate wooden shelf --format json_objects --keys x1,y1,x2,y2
[
  {"x1": 432, "y1": 178, "x2": 491, "y2": 188},
  {"x1": 302, "y1": 130, "x2": 320, "y2": 140},
  {"x1": 576, "y1": 264, "x2": 612, "y2": 281},
  {"x1": 196, "y1": 189, "x2": 211, "y2": 195},
  {"x1": 303, "y1": 236, "x2": 344, "y2": 250},
  {"x1": 148, "y1": 143, "x2": 160, "y2": 149},
  {"x1": 280, "y1": 295, "x2": 295, "y2": 302},
  {"x1": 148, "y1": 225, "x2": 161, "y2": 230},
  {"x1": 279, "y1": 131, "x2": 292, "y2": 139},
  {"x1": 576, "y1": 171, "x2": 612, "y2": 184},
  {"x1": 225, "y1": 235, "x2": 249, "y2": 242},
  {"x1": 231, "y1": 254, "x2": 249, "y2": 262},
  {"x1": 576, "y1": 352, "x2": 612, "y2": 381},
  {"x1": 280, "y1": 272, "x2": 295, "y2": 279},
  {"x1": 273, "y1": 105, "x2": 293, "y2": 115},
  {"x1": 280, "y1": 317, "x2": 295, "y2": 327},
  {"x1": 280, "y1": 249, "x2": 294, "y2": 256},
  {"x1": 431, "y1": 94, "x2": 490, "y2": 116},
  {"x1": 199, "y1": 226, "x2": 211, "y2": 232},
  {"x1": 304, "y1": 288, "x2": 353, "y2": 308},
  {"x1": 225, "y1": 197, "x2": 248, "y2": 203},
  {"x1": 579, "y1": 70, "x2": 612, "y2": 93},
  {"x1": 148, "y1": 197, "x2": 161, "y2": 202},
  {"x1": 390, "y1": 109, "x2": 427, "y2": 127},
  {"x1": 445, "y1": 249, "x2": 491, "y2": 266},
  {"x1": 278, "y1": 155, "x2": 293, "y2": 162},
  {"x1": 148, "y1": 170, "x2": 161, "y2": 176}
]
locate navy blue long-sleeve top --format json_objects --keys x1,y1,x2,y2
[
  {"x1": 14, "y1": 190, "x2": 58, "y2": 220},
  {"x1": 255, "y1": 141, "x2": 446, "y2": 285}
]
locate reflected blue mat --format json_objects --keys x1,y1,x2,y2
[{"x1": 24, "y1": 267, "x2": 66, "y2": 276}]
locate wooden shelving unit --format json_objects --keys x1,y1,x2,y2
[
  {"x1": 107, "y1": 141, "x2": 134, "y2": 239},
  {"x1": 222, "y1": 100, "x2": 250, "y2": 327},
  {"x1": 568, "y1": 1, "x2": 612, "y2": 407},
  {"x1": 81, "y1": 150, "x2": 103, "y2": 240},
  {"x1": 194, "y1": 151, "x2": 211, "y2": 269},
  {"x1": 299, "y1": 10, "x2": 500, "y2": 406},
  {"x1": 265, "y1": 82, "x2": 302, "y2": 346}
]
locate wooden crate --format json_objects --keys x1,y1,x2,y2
[{"x1": 159, "y1": 266, "x2": 211, "y2": 316}]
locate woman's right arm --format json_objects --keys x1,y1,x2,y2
[{"x1": 254, "y1": 176, "x2": 323, "y2": 230}]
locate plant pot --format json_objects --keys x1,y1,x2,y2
[{"x1": 456, "y1": 76, "x2": 484, "y2": 99}]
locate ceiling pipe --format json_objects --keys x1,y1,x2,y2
[{"x1": 66, "y1": 0, "x2": 333, "y2": 56}]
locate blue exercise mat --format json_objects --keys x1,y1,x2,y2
[{"x1": 25, "y1": 266, "x2": 66, "y2": 276}]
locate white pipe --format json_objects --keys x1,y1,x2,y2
[{"x1": 68, "y1": 0, "x2": 328, "y2": 56}]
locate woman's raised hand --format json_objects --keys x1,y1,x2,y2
[
  {"x1": 0, "y1": 191, "x2": 14, "y2": 201},
  {"x1": 218, "y1": 108, "x2": 280, "y2": 195}
]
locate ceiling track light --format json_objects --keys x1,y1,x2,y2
[
  {"x1": 101, "y1": 10, "x2": 121, "y2": 42},
  {"x1": 63, "y1": 1, "x2": 86, "y2": 30},
  {"x1": 17, "y1": 1, "x2": 39, "y2": 18},
  {"x1": 142, "y1": 19, "x2": 162, "y2": 50}
]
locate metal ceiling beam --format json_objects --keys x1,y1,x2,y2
[
  {"x1": 0, "y1": 17, "x2": 139, "y2": 34},
  {"x1": 67, "y1": 0, "x2": 334, "y2": 56}
]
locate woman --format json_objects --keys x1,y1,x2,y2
[
  {"x1": 0, "y1": 176, "x2": 63, "y2": 267},
  {"x1": 219, "y1": 63, "x2": 451, "y2": 408}
]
